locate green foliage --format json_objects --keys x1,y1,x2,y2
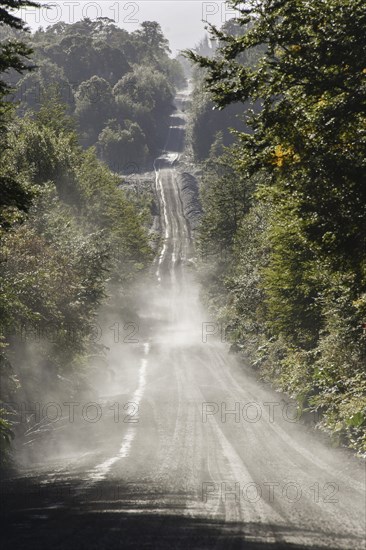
[
  {"x1": 7, "y1": 114, "x2": 76, "y2": 185},
  {"x1": 75, "y1": 148, "x2": 153, "y2": 282},
  {"x1": 0, "y1": 96, "x2": 153, "y2": 463},
  {"x1": 0, "y1": 1, "x2": 39, "y2": 233},
  {"x1": 1, "y1": 185, "x2": 108, "y2": 350},
  {"x1": 112, "y1": 65, "x2": 174, "y2": 154},
  {"x1": 97, "y1": 118, "x2": 148, "y2": 171},
  {"x1": 262, "y1": 195, "x2": 322, "y2": 349},
  {"x1": 0, "y1": 6, "x2": 161, "y2": 465},
  {"x1": 187, "y1": 20, "x2": 263, "y2": 161},
  {"x1": 191, "y1": 0, "x2": 366, "y2": 453},
  {"x1": 75, "y1": 76, "x2": 114, "y2": 145},
  {"x1": 15, "y1": 60, "x2": 74, "y2": 114},
  {"x1": 0, "y1": 0, "x2": 38, "y2": 100},
  {"x1": 199, "y1": 148, "x2": 254, "y2": 256},
  {"x1": 0, "y1": 407, "x2": 14, "y2": 466},
  {"x1": 310, "y1": 276, "x2": 366, "y2": 452},
  {"x1": 188, "y1": 0, "x2": 366, "y2": 268},
  {"x1": 6, "y1": 18, "x2": 182, "y2": 166},
  {"x1": 189, "y1": 86, "x2": 249, "y2": 161}
]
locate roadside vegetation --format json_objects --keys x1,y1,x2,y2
[
  {"x1": 187, "y1": 0, "x2": 366, "y2": 453},
  {"x1": 0, "y1": 2, "x2": 179, "y2": 464}
]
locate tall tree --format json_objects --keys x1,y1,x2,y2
[
  {"x1": 0, "y1": 1, "x2": 40, "y2": 227},
  {"x1": 0, "y1": 0, "x2": 39, "y2": 104},
  {"x1": 187, "y1": 0, "x2": 366, "y2": 270},
  {"x1": 187, "y1": 0, "x2": 366, "y2": 451},
  {"x1": 134, "y1": 21, "x2": 170, "y2": 55}
]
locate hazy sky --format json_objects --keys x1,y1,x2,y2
[{"x1": 20, "y1": 1, "x2": 238, "y2": 55}]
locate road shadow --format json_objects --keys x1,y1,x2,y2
[{"x1": 1, "y1": 477, "x2": 362, "y2": 550}]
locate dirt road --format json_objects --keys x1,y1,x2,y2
[{"x1": 1, "y1": 89, "x2": 365, "y2": 550}]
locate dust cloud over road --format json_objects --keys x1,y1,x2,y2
[{"x1": 1, "y1": 89, "x2": 365, "y2": 550}]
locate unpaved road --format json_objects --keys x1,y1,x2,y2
[{"x1": 1, "y1": 89, "x2": 365, "y2": 549}]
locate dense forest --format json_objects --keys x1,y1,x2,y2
[
  {"x1": 187, "y1": 0, "x2": 366, "y2": 453},
  {"x1": 2, "y1": 15, "x2": 184, "y2": 170},
  {"x1": 0, "y1": 2, "x2": 183, "y2": 463},
  {"x1": 188, "y1": 30, "x2": 258, "y2": 161}
]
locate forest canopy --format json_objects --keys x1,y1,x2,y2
[
  {"x1": 2, "y1": 17, "x2": 185, "y2": 170},
  {"x1": 0, "y1": 7, "x2": 180, "y2": 462}
]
